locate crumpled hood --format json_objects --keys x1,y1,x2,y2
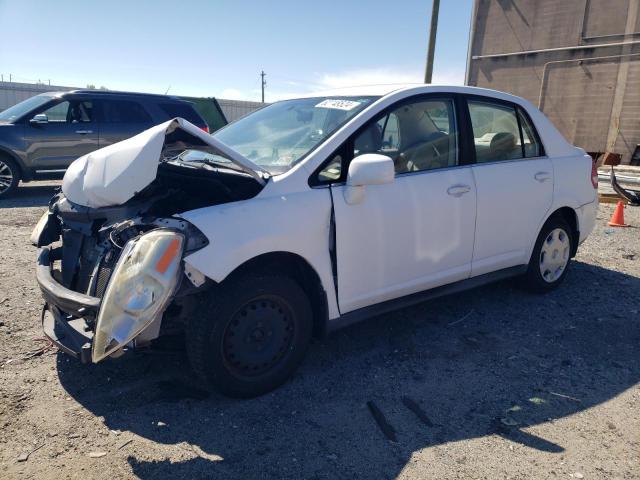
[{"x1": 62, "y1": 117, "x2": 266, "y2": 208}]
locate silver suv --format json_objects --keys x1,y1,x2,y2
[{"x1": 0, "y1": 90, "x2": 209, "y2": 197}]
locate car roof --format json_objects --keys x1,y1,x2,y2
[
  {"x1": 42, "y1": 90, "x2": 185, "y2": 102},
  {"x1": 290, "y1": 84, "x2": 528, "y2": 105}
]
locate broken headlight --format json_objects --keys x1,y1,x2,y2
[{"x1": 92, "y1": 229, "x2": 184, "y2": 362}]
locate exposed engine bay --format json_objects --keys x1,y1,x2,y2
[{"x1": 33, "y1": 118, "x2": 267, "y2": 362}]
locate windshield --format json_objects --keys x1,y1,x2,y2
[
  {"x1": 0, "y1": 94, "x2": 53, "y2": 123},
  {"x1": 213, "y1": 96, "x2": 378, "y2": 174}
]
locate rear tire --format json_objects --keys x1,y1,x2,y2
[
  {"x1": 520, "y1": 215, "x2": 574, "y2": 293},
  {"x1": 186, "y1": 273, "x2": 313, "y2": 398},
  {"x1": 0, "y1": 156, "x2": 20, "y2": 199}
]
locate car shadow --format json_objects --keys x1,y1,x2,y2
[
  {"x1": 57, "y1": 261, "x2": 640, "y2": 479},
  {"x1": 0, "y1": 182, "x2": 60, "y2": 209}
]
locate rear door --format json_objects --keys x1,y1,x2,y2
[
  {"x1": 97, "y1": 98, "x2": 155, "y2": 147},
  {"x1": 466, "y1": 97, "x2": 552, "y2": 276},
  {"x1": 25, "y1": 97, "x2": 99, "y2": 168}
]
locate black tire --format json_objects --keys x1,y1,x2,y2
[
  {"x1": 0, "y1": 156, "x2": 20, "y2": 199},
  {"x1": 520, "y1": 215, "x2": 574, "y2": 293},
  {"x1": 186, "y1": 273, "x2": 313, "y2": 398}
]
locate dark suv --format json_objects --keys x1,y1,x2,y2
[{"x1": 0, "y1": 90, "x2": 209, "y2": 198}]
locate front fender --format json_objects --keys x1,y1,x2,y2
[{"x1": 180, "y1": 188, "x2": 340, "y2": 319}]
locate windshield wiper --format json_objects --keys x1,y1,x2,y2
[{"x1": 184, "y1": 157, "x2": 272, "y2": 179}]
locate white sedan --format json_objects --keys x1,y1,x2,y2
[{"x1": 33, "y1": 85, "x2": 598, "y2": 397}]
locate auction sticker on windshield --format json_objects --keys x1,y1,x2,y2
[{"x1": 315, "y1": 99, "x2": 362, "y2": 111}]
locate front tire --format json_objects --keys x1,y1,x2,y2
[
  {"x1": 520, "y1": 216, "x2": 574, "y2": 293},
  {"x1": 0, "y1": 156, "x2": 20, "y2": 199},
  {"x1": 186, "y1": 273, "x2": 313, "y2": 398}
]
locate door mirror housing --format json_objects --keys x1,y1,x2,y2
[
  {"x1": 347, "y1": 153, "x2": 394, "y2": 186},
  {"x1": 344, "y1": 153, "x2": 394, "y2": 204},
  {"x1": 30, "y1": 113, "x2": 49, "y2": 125}
]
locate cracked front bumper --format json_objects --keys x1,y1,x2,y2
[{"x1": 36, "y1": 246, "x2": 100, "y2": 363}]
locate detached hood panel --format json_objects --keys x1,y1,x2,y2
[{"x1": 62, "y1": 118, "x2": 266, "y2": 209}]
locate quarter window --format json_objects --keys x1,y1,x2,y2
[
  {"x1": 159, "y1": 102, "x2": 203, "y2": 125},
  {"x1": 517, "y1": 108, "x2": 542, "y2": 158},
  {"x1": 353, "y1": 98, "x2": 458, "y2": 174}
]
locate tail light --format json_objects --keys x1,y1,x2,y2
[
  {"x1": 200, "y1": 125, "x2": 209, "y2": 133},
  {"x1": 591, "y1": 160, "x2": 598, "y2": 189}
]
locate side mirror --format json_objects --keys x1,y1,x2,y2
[
  {"x1": 344, "y1": 153, "x2": 394, "y2": 204},
  {"x1": 30, "y1": 113, "x2": 49, "y2": 125}
]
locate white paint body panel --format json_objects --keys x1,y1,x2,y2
[
  {"x1": 70, "y1": 85, "x2": 598, "y2": 328},
  {"x1": 181, "y1": 182, "x2": 341, "y2": 319},
  {"x1": 172, "y1": 86, "x2": 597, "y2": 323}
]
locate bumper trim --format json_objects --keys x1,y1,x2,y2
[{"x1": 36, "y1": 247, "x2": 101, "y2": 317}]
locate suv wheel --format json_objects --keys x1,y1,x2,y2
[
  {"x1": 520, "y1": 215, "x2": 573, "y2": 293},
  {"x1": 187, "y1": 273, "x2": 313, "y2": 398},
  {"x1": 0, "y1": 156, "x2": 20, "y2": 198}
]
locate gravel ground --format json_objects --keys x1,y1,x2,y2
[{"x1": 0, "y1": 181, "x2": 639, "y2": 480}]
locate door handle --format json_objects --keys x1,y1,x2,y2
[
  {"x1": 447, "y1": 184, "x2": 471, "y2": 197},
  {"x1": 75, "y1": 129, "x2": 93, "y2": 134},
  {"x1": 534, "y1": 171, "x2": 551, "y2": 182}
]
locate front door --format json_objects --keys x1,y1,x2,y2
[
  {"x1": 466, "y1": 98, "x2": 553, "y2": 276},
  {"x1": 329, "y1": 96, "x2": 477, "y2": 314},
  {"x1": 25, "y1": 98, "x2": 99, "y2": 168}
]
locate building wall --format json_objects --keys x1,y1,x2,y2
[
  {"x1": 217, "y1": 99, "x2": 266, "y2": 123},
  {"x1": 467, "y1": 0, "x2": 640, "y2": 162},
  {"x1": 0, "y1": 81, "x2": 74, "y2": 110}
]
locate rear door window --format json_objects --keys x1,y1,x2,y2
[
  {"x1": 101, "y1": 100, "x2": 152, "y2": 123},
  {"x1": 468, "y1": 100, "x2": 523, "y2": 163}
]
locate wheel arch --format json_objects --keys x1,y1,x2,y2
[
  {"x1": 542, "y1": 206, "x2": 580, "y2": 257},
  {"x1": 222, "y1": 251, "x2": 329, "y2": 338},
  {"x1": 0, "y1": 145, "x2": 25, "y2": 179}
]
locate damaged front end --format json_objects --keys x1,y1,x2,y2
[
  {"x1": 34, "y1": 196, "x2": 210, "y2": 363},
  {"x1": 33, "y1": 118, "x2": 265, "y2": 363}
]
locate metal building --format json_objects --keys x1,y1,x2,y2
[{"x1": 466, "y1": 0, "x2": 640, "y2": 164}]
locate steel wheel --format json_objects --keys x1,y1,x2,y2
[
  {"x1": 0, "y1": 159, "x2": 14, "y2": 195},
  {"x1": 539, "y1": 227, "x2": 570, "y2": 283},
  {"x1": 222, "y1": 295, "x2": 295, "y2": 378},
  {"x1": 187, "y1": 273, "x2": 313, "y2": 397}
]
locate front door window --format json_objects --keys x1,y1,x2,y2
[
  {"x1": 41, "y1": 100, "x2": 94, "y2": 123},
  {"x1": 353, "y1": 98, "x2": 459, "y2": 174}
]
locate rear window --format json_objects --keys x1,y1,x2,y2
[
  {"x1": 102, "y1": 100, "x2": 152, "y2": 123},
  {"x1": 159, "y1": 102, "x2": 205, "y2": 126}
]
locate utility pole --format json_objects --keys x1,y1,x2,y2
[
  {"x1": 260, "y1": 70, "x2": 267, "y2": 103},
  {"x1": 424, "y1": 0, "x2": 440, "y2": 83}
]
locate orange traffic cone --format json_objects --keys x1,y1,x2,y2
[{"x1": 608, "y1": 200, "x2": 629, "y2": 227}]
